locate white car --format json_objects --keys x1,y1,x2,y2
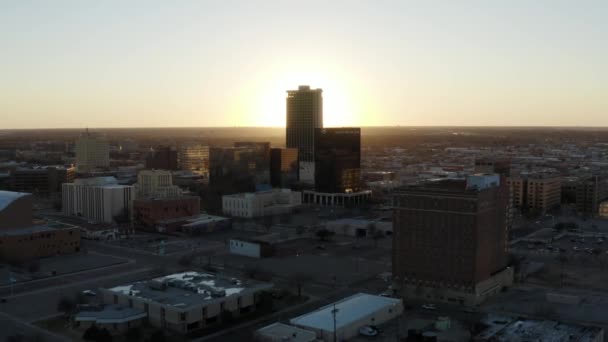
[
  {"x1": 421, "y1": 304, "x2": 437, "y2": 310},
  {"x1": 359, "y1": 326, "x2": 378, "y2": 337}
]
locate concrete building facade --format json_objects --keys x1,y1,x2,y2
[
  {"x1": 222, "y1": 189, "x2": 301, "y2": 218},
  {"x1": 136, "y1": 170, "x2": 182, "y2": 199},
  {"x1": 75, "y1": 130, "x2": 110, "y2": 173},
  {"x1": 62, "y1": 177, "x2": 135, "y2": 224}
]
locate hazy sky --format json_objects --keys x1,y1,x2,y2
[{"x1": 1, "y1": 0, "x2": 607, "y2": 128}]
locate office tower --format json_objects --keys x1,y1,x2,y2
[
  {"x1": 12, "y1": 165, "x2": 76, "y2": 195},
  {"x1": 509, "y1": 173, "x2": 562, "y2": 214},
  {"x1": 62, "y1": 177, "x2": 134, "y2": 224},
  {"x1": 234, "y1": 142, "x2": 271, "y2": 186},
  {"x1": 146, "y1": 146, "x2": 178, "y2": 170},
  {"x1": 178, "y1": 144, "x2": 210, "y2": 175},
  {"x1": 392, "y1": 174, "x2": 513, "y2": 305},
  {"x1": 575, "y1": 175, "x2": 608, "y2": 217},
  {"x1": 314, "y1": 128, "x2": 361, "y2": 193},
  {"x1": 136, "y1": 170, "x2": 182, "y2": 199},
  {"x1": 286, "y1": 85, "x2": 323, "y2": 184},
  {"x1": 75, "y1": 129, "x2": 110, "y2": 173},
  {"x1": 270, "y1": 148, "x2": 298, "y2": 188}
]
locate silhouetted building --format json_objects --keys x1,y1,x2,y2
[
  {"x1": 206, "y1": 147, "x2": 260, "y2": 213},
  {"x1": 286, "y1": 85, "x2": 323, "y2": 184},
  {"x1": 146, "y1": 146, "x2": 178, "y2": 170},
  {"x1": 75, "y1": 129, "x2": 109, "y2": 173},
  {"x1": 178, "y1": 144, "x2": 209, "y2": 175},
  {"x1": 575, "y1": 175, "x2": 608, "y2": 217},
  {"x1": 314, "y1": 127, "x2": 361, "y2": 193},
  {"x1": 234, "y1": 142, "x2": 271, "y2": 186},
  {"x1": 11, "y1": 165, "x2": 75, "y2": 196},
  {"x1": 270, "y1": 148, "x2": 298, "y2": 188},
  {"x1": 392, "y1": 174, "x2": 513, "y2": 305}
]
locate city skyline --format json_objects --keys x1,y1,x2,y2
[{"x1": 1, "y1": 1, "x2": 607, "y2": 129}]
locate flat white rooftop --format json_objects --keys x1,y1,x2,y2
[
  {"x1": 256, "y1": 323, "x2": 317, "y2": 342},
  {"x1": 290, "y1": 293, "x2": 401, "y2": 332}
]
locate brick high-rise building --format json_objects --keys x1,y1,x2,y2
[{"x1": 392, "y1": 174, "x2": 513, "y2": 306}]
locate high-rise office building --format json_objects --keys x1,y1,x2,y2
[
  {"x1": 234, "y1": 142, "x2": 271, "y2": 186},
  {"x1": 75, "y1": 130, "x2": 110, "y2": 173},
  {"x1": 314, "y1": 128, "x2": 361, "y2": 193},
  {"x1": 286, "y1": 85, "x2": 323, "y2": 184},
  {"x1": 270, "y1": 148, "x2": 298, "y2": 188},
  {"x1": 392, "y1": 174, "x2": 513, "y2": 305},
  {"x1": 178, "y1": 144, "x2": 210, "y2": 175},
  {"x1": 146, "y1": 146, "x2": 178, "y2": 170}
]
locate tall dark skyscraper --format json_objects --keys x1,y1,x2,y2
[
  {"x1": 286, "y1": 85, "x2": 323, "y2": 184},
  {"x1": 146, "y1": 146, "x2": 178, "y2": 171},
  {"x1": 392, "y1": 175, "x2": 513, "y2": 306},
  {"x1": 314, "y1": 128, "x2": 361, "y2": 193}
]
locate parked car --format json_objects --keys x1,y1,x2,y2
[
  {"x1": 421, "y1": 304, "x2": 437, "y2": 310},
  {"x1": 359, "y1": 326, "x2": 379, "y2": 337}
]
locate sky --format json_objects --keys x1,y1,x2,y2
[{"x1": 1, "y1": 0, "x2": 607, "y2": 129}]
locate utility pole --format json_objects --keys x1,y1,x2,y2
[{"x1": 332, "y1": 304, "x2": 339, "y2": 342}]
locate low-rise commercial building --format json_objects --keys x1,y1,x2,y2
[
  {"x1": 289, "y1": 293, "x2": 402, "y2": 341},
  {"x1": 133, "y1": 197, "x2": 200, "y2": 232},
  {"x1": 302, "y1": 190, "x2": 371, "y2": 208},
  {"x1": 74, "y1": 304, "x2": 147, "y2": 334},
  {"x1": 102, "y1": 271, "x2": 273, "y2": 334},
  {"x1": 476, "y1": 315, "x2": 604, "y2": 341},
  {"x1": 0, "y1": 222, "x2": 81, "y2": 261},
  {"x1": 255, "y1": 322, "x2": 317, "y2": 342},
  {"x1": 222, "y1": 189, "x2": 301, "y2": 218},
  {"x1": 325, "y1": 218, "x2": 392, "y2": 237},
  {"x1": 229, "y1": 238, "x2": 275, "y2": 258},
  {"x1": 0, "y1": 190, "x2": 80, "y2": 261},
  {"x1": 156, "y1": 214, "x2": 231, "y2": 234}
]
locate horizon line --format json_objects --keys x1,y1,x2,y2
[{"x1": 3, "y1": 124, "x2": 608, "y2": 131}]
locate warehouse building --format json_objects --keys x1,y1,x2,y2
[
  {"x1": 290, "y1": 293, "x2": 402, "y2": 341},
  {"x1": 255, "y1": 322, "x2": 317, "y2": 342}
]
